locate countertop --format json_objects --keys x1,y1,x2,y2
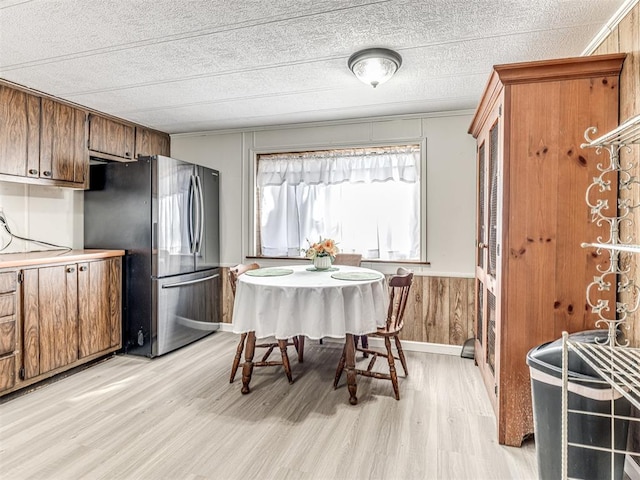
[{"x1": 0, "y1": 249, "x2": 125, "y2": 269}]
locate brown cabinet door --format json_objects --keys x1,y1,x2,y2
[
  {"x1": 474, "y1": 102, "x2": 502, "y2": 411},
  {"x1": 0, "y1": 86, "x2": 40, "y2": 177},
  {"x1": 0, "y1": 271, "x2": 18, "y2": 392},
  {"x1": 78, "y1": 258, "x2": 121, "y2": 358},
  {"x1": 135, "y1": 127, "x2": 170, "y2": 158},
  {"x1": 40, "y1": 98, "x2": 88, "y2": 185},
  {"x1": 88, "y1": 114, "x2": 135, "y2": 160},
  {"x1": 23, "y1": 265, "x2": 78, "y2": 378}
]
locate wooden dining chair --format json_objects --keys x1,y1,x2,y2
[
  {"x1": 333, "y1": 267, "x2": 414, "y2": 400},
  {"x1": 331, "y1": 253, "x2": 369, "y2": 354},
  {"x1": 228, "y1": 263, "x2": 301, "y2": 383}
]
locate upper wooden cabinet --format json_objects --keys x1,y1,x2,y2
[
  {"x1": 135, "y1": 126, "x2": 170, "y2": 158},
  {"x1": 40, "y1": 98, "x2": 88, "y2": 186},
  {"x1": 0, "y1": 85, "x2": 40, "y2": 178},
  {"x1": 469, "y1": 54, "x2": 625, "y2": 447},
  {"x1": 1, "y1": 82, "x2": 170, "y2": 188},
  {"x1": 88, "y1": 114, "x2": 135, "y2": 161},
  {"x1": 0, "y1": 85, "x2": 88, "y2": 189}
]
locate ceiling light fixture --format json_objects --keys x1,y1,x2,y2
[{"x1": 348, "y1": 48, "x2": 402, "y2": 88}]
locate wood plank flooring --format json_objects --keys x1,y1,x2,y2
[{"x1": 0, "y1": 332, "x2": 537, "y2": 479}]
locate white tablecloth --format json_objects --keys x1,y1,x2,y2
[{"x1": 232, "y1": 265, "x2": 388, "y2": 339}]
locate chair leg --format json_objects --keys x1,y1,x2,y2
[
  {"x1": 333, "y1": 344, "x2": 347, "y2": 388},
  {"x1": 278, "y1": 339, "x2": 294, "y2": 384},
  {"x1": 394, "y1": 335, "x2": 408, "y2": 376},
  {"x1": 385, "y1": 336, "x2": 400, "y2": 400},
  {"x1": 230, "y1": 333, "x2": 247, "y2": 383},
  {"x1": 241, "y1": 332, "x2": 256, "y2": 394},
  {"x1": 297, "y1": 335, "x2": 305, "y2": 363},
  {"x1": 360, "y1": 335, "x2": 368, "y2": 358}
]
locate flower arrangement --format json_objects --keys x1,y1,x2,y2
[{"x1": 303, "y1": 237, "x2": 339, "y2": 260}]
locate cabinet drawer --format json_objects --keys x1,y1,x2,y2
[
  {"x1": 0, "y1": 316, "x2": 16, "y2": 356},
  {"x1": 0, "y1": 272, "x2": 17, "y2": 294},
  {"x1": 0, "y1": 293, "x2": 15, "y2": 317},
  {"x1": 0, "y1": 354, "x2": 16, "y2": 392}
]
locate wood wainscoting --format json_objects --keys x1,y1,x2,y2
[{"x1": 221, "y1": 267, "x2": 474, "y2": 347}]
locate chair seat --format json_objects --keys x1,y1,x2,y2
[{"x1": 373, "y1": 323, "x2": 403, "y2": 336}]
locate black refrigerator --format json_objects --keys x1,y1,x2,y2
[{"x1": 84, "y1": 155, "x2": 221, "y2": 357}]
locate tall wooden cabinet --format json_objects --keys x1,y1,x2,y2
[{"x1": 468, "y1": 54, "x2": 626, "y2": 446}]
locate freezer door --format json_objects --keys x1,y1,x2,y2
[
  {"x1": 153, "y1": 269, "x2": 220, "y2": 356},
  {"x1": 195, "y1": 166, "x2": 220, "y2": 271},
  {"x1": 153, "y1": 156, "x2": 197, "y2": 277}
]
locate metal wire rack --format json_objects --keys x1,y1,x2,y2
[{"x1": 560, "y1": 114, "x2": 640, "y2": 480}]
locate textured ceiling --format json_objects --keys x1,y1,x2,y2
[{"x1": 0, "y1": 0, "x2": 631, "y2": 134}]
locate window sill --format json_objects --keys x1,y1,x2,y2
[{"x1": 246, "y1": 255, "x2": 431, "y2": 266}]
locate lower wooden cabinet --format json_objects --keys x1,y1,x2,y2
[
  {"x1": 0, "y1": 271, "x2": 18, "y2": 392},
  {"x1": 78, "y1": 259, "x2": 121, "y2": 358},
  {"x1": 0, "y1": 255, "x2": 122, "y2": 396}
]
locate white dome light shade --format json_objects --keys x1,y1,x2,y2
[{"x1": 348, "y1": 48, "x2": 402, "y2": 88}]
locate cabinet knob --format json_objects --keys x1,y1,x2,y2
[
  {"x1": 79, "y1": 266, "x2": 87, "y2": 272},
  {"x1": 478, "y1": 242, "x2": 488, "y2": 249},
  {"x1": 125, "y1": 152, "x2": 131, "y2": 157},
  {"x1": 28, "y1": 169, "x2": 38, "y2": 175},
  {"x1": 42, "y1": 171, "x2": 52, "y2": 177},
  {"x1": 67, "y1": 267, "x2": 75, "y2": 273}
]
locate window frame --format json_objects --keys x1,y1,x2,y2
[{"x1": 248, "y1": 138, "x2": 428, "y2": 264}]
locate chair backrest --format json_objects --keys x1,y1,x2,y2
[
  {"x1": 386, "y1": 267, "x2": 413, "y2": 331},
  {"x1": 228, "y1": 263, "x2": 260, "y2": 296},
  {"x1": 333, "y1": 253, "x2": 362, "y2": 266}
]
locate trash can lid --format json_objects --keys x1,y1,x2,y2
[{"x1": 526, "y1": 329, "x2": 614, "y2": 381}]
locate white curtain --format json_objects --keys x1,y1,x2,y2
[{"x1": 258, "y1": 145, "x2": 421, "y2": 260}]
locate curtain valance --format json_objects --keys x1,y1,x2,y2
[{"x1": 257, "y1": 145, "x2": 420, "y2": 187}]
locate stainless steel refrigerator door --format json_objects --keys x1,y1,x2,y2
[
  {"x1": 153, "y1": 269, "x2": 220, "y2": 356},
  {"x1": 195, "y1": 166, "x2": 220, "y2": 271},
  {"x1": 153, "y1": 156, "x2": 197, "y2": 277}
]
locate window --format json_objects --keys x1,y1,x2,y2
[{"x1": 256, "y1": 144, "x2": 421, "y2": 261}]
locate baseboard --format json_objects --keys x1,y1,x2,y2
[{"x1": 218, "y1": 323, "x2": 463, "y2": 356}]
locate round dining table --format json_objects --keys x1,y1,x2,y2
[{"x1": 232, "y1": 264, "x2": 389, "y2": 404}]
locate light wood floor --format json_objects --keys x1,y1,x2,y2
[{"x1": 0, "y1": 332, "x2": 537, "y2": 479}]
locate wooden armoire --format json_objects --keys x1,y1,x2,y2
[{"x1": 468, "y1": 54, "x2": 625, "y2": 447}]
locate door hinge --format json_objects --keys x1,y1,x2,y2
[
  {"x1": 497, "y1": 244, "x2": 501, "y2": 256},
  {"x1": 19, "y1": 366, "x2": 25, "y2": 380},
  {"x1": 494, "y1": 384, "x2": 498, "y2": 395},
  {"x1": 498, "y1": 105, "x2": 502, "y2": 117},
  {"x1": 17, "y1": 271, "x2": 23, "y2": 284}
]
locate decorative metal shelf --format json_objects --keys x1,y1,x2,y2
[
  {"x1": 561, "y1": 114, "x2": 640, "y2": 480},
  {"x1": 581, "y1": 114, "x2": 640, "y2": 147},
  {"x1": 581, "y1": 242, "x2": 640, "y2": 254}
]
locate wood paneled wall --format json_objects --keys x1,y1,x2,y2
[
  {"x1": 593, "y1": 3, "x2": 640, "y2": 348},
  {"x1": 221, "y1": 266, "x2": 475, "y2": 346}
]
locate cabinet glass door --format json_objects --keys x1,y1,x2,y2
[{"x1": 475, "y1": 111, "x2": 501, "y2": 378}]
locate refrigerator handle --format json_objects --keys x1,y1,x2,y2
[
  {"x1": 195, "y1": 173, "x2": 205, "y2": 254},
  {"x1": 188, "y1": 174, "x2": 196, "y2": 254}
]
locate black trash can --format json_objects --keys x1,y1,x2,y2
[{"x1": 526, "y1": 330, "x2": 631, "y2": 480}]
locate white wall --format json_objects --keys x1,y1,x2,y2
[
  {"x1": 0, "y1": 112, "x2": 477, "y2": 276},
  {"x1": 0, "y1": 181, "x2": 82, "y2": 253},
  {"x1": 172, "y1": 112, "x2": 477, "y2": 277}
]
